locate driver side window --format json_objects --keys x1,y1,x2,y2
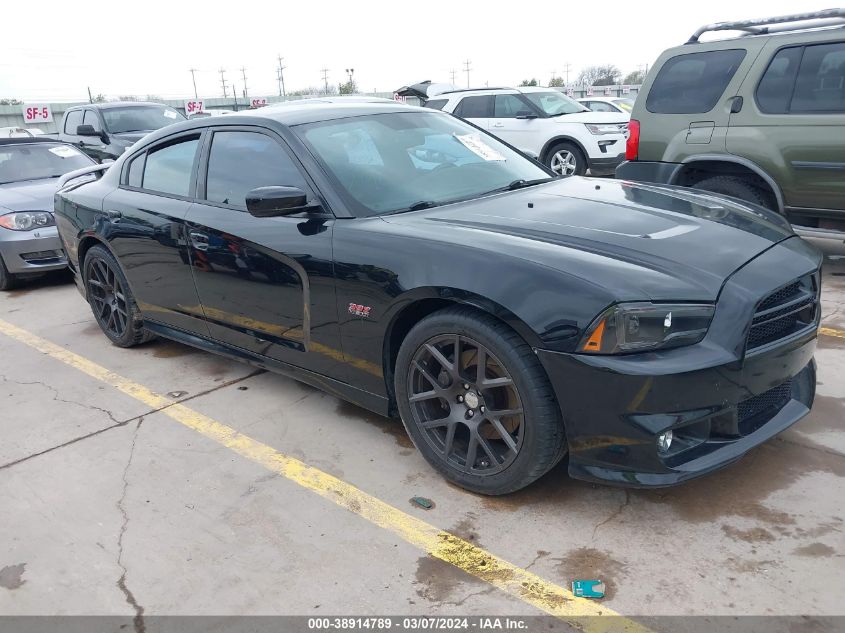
[
  {"x1": 83, "y1": 110, "x2": 102, "y2": 132},
  {"x1": 494, "y1": 94, "x2": 531, "y2": 118}
]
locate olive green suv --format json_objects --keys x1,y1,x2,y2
[{"x1": 617, "y1": 9, "x2": 845, "y2": 245}]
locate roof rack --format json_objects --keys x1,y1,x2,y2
[
  {"x1": 687, "y1": 8, "x2": 845, "y2": 43},
  {"x1": 437, "y1": 87, "x2": 513, "y2": 95}
]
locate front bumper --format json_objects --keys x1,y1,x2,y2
[
  {"x1": 0, "y1": 226, "x2": 67, "y2": 275},
  {"x1": 537, "y1": 236, "x2": 821, "y2": 488}
]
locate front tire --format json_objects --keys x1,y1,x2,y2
[
  {"x1": 83, "y1": 245, "x2": 155, "y2": 348},
  {"x1": 395, "y1": 306, "x2": 566, "y2": 495},
  {"x1": 547, "y1": 142, "x2": 586, "y2": 176},
  {"x1": 0, "y1": 255, "x2": 19, "y2": 291}
]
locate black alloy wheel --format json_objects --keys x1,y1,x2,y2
[
  {"x1": 395, "y1": 306, "x2": 566, "y2": 495},
  {"x1": 87, "y1": 256, "x2": 129, "y2": 338},
  {"x1": 407, "y1": 334, "x2": 525, "y2": 475},
  {"x1": 84, "y1": 245, "x2": 155, "y2": 347}
]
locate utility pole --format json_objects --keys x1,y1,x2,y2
[
  {"x1": 345, "y1": 68, "x2": 354, "y2": 83},
  {"x1": 276, "y1": 55, "x2": 286, "y2": 99},
  {"x1": 450, "y1": 69, "x2": 457, "y2": 85},
  {"x1": 232, "y1": 82, "x2": 238, "y2": 111},
  {"x1": 463, "y1": 59, "x2": 472, "y2": 88},
  {"x1": 87, "y1": 86, "x2": 93, "y2": 104},
  {"x1": 219, "y1": 68, "x2": 228, "y2": 98},
  {"x1": 240, "y1": 67, "x2": 248, "y2": 100},
  {"x1": 563, "y1": 62, "x2": 572, "y2": 85},
  {"x1": 321, "y1": 67, "x2": 330, "y2": 94},
  {"x1": 189, "y1": 68, "x2": 198, "y2": 99}
]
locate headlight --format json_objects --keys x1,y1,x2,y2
[
  {"x1": 577, "y1": 303, "x2": 715, "y2": 354},
  {"x1": 585, "y1": 123, "x2": 623, "y2": 135},
  {"x1": 0, "y1": 211, "x2": 55, "y2": 231}
]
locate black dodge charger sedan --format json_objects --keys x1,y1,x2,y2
[{"x1": 54, "y1": 102, "x2": 821, "y2": 495}]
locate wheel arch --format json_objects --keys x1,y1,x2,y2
[
  {"x1": 673, "y1": 155, "x2": 784, "y2": 213},
  {"x1": 381, "y1": 288, "x2": 544, "y2": 413},
  {"x1": 539, "y1": 135, "x2": 589, "y2": 166}
]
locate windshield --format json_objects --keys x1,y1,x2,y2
[
  {"x1": 614, "y1": 98, "x2": 635, "y2": 112},
  {"x1": 296, "y1": 112, "x2": 551, "y2": 217},
  {"x1": 523, "y1": 91, "x2": 588, "y2": 116},
  {"x1": 0, "y1": 143, "x2": 93, "y2": 185},
  {"x1": 102, "y1": 106, "x2": 185, "y2": 134}
]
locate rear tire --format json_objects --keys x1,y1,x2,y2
[
  {"x1": 83, "y1": 245, "x2": 155, "y2": 348},
  {"x1": 692, "y1": 175, "x2": 774, "y2": 210},
  {"x1": 0, "y1": 255, "x2": 19, "y2": 291},
  {"x1": 547, "y1": 142, "x2": 587, "y2": 176},
  {"x1": 394, "y1": 306, "x2": 566, "y2": 495}
]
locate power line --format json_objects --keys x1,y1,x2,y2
[
  {"x1": 276, "y1": 55, "x2": 286, "y2": 99},
  {"x1": 321, "y1": 67, "x2": 329, "y2": 95},
  {"x1": 219, "y1": 68, "x2": 228, "y2": 98},
  {"x1": 463, "y1": 59, "x2": 472, "y2": 88},
  {"x1": 189, "y1": 68, "x2": 198, "y2": 99}
]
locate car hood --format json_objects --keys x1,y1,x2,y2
[
  {"x1": 552, "y1": 111, "x2": 628, "y2": 124},
  {"x1": 382, "y1": 177, "x2": 794, "y2": 301},
  {"x1": 0, "y1": 178, "x2": 58, "y2": 213},
  {"x1": 111, "y1": 130, "x2": 152, "y2": 143}
]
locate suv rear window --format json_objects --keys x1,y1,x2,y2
[{"x1": 646, "y1": 49, "x2": 746, "y2": 114}]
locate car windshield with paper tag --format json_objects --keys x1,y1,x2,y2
[
  {"x1": 298, "y1": 111, "x2": 550, "y2": 215},
  {"x1": 0, "y1": 142, "x2": 92, "y2": 184}
]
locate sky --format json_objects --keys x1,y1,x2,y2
[{"x1": 0, "y1": 0, "x2": 832, "y2": 102}]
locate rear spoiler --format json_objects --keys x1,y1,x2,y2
[{"x1": 57, "y1": 162, "x2": 111, "y2": 190}]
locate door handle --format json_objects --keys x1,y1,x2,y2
[
  {"x1": 492, "y1": 123, "x2": 504, "y2": 128},
  {"x1": 189, "y1": 231, "x2": 209, "y2": 251}
]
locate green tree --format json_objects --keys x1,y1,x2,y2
[
  {"x1": 339, "y1": 79, "x2": 358, "y2": 95},
  {"x1": 118, "y1": 95, "x2": 137, "y2": 101},
  {"x1": 519, "y1": 78, "x2": 538, "y2": 87},
  {"x1": 0, "y1": 98, "x2": 23, "y2": 105},
  {"x1": 92, "y1": 94, "x2": 107, "y2": 103},
  {"x1": 622, "y1": 70, "x2": 644, "y2": 85},
  {"x1": 549, "y1": 76, "x2": 565, "y2": 87}
]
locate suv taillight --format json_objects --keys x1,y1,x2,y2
[{"x1": 625, "y1": 119, "x2": 640, "y2": 161}]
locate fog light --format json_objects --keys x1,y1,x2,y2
[{"x1": 657, "y1": 430, "x2": 673, "y2": 453}]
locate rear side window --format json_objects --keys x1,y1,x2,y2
[
  {"x1": 756, "y1": 47, "x2": 803, "y2": 113},
  {"x1": 646, "y1": 49, "x2": 746, "y2": 114},
  {"x1": 494, "y1": 94, "x2": 530, "y2": 117},
  {"x1": 142, "y1": 136, "x2": 199, "y2": 197},
  {"x1": 126, "y1": 154, "x2": 144, "y2": 188},
  {"x1": 454, "y1": 95, "x2": 493, "y2": 118},
  {"x1": 792, "y1": 42, "x2": 845, "y2": 113},
  {"x1": 205, "y1": 131, "x2": 307, "y2": 209},
  {"x1": 64, "y1": 110, "x2": 83, "y2": 134},
  {"x1": 423, "y1": 99, "x2": 448, "y2": 110}
]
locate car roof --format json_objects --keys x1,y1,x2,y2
[
  {"x1": 69, "y1": 101, "x2": 175, "y2": 110},
  {"x1": 0, "y1": 137, "x2": 74, "y2": 147},
  {"x1": 441, "y1": 86, "x2": 562, "y2": 97},
  {"x1": 268, "y1": 96, "x2": 398, "y2": 106}
]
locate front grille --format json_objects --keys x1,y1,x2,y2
[
  {"x1": 747, "y1": 274, "x2": 818, "y2": 350},
  {"x1": 20, "y1": 250, "x2": 64, "y2": 264},
  {"x1": 737, "y1": 379, "x2": 793, "y2": 435}
]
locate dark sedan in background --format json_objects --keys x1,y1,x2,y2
[
  {"x1": 0, "y1": 138, "x2": 95, "y2": 290},
  {"x1": 54, "y1": 103, "x2": 821, "y2": 494}
]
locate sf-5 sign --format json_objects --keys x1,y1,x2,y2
[{"x1": 22, "y1": 104, "x2": 53, "y2": 124}]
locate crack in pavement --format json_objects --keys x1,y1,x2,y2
[
  {"x1": 0, "y1": 370, "x2": 265, "y2": 471},
  {"x1": 116, "y1": 418, "x2": 145, "y2": 633},
  {"x1": 592, "y1": 490, "x2": 630, "y2": 541},
  {"x1": 0, "y1": 373, "x2": 122, "y2": 424}
]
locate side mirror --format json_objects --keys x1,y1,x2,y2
[
  {"x1": 76, "y1": 124, "x2": 99, "y2": 136},
  {"x1": 515, "y1": 111, "x2": 538, "y2": 120},
  {"x1": 246, "y1": 186, "x2": 311, "y2": 218}
]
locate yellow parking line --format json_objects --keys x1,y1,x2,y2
[
  {"x1": 0, "y1": 318, "x2": 649, "y2": 632},
  {"x1": 821, "y1": 326, "x2": 845, "y2": 340}
]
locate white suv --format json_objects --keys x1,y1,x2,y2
[{"x1": 427, "y1": 87, "x2": 627, "y2": 176}]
